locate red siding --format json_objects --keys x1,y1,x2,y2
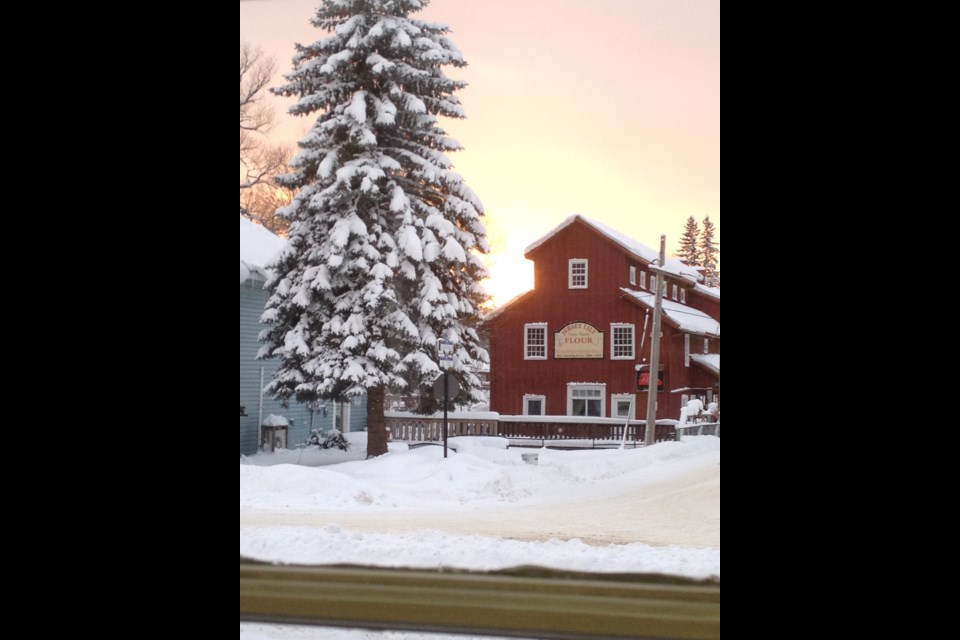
[{"x1": 487, "y1": 218, "x2": 719, "y2": 421}]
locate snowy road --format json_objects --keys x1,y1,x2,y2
[{"x1": 239, "y1": 450, "x2": 719, "y2": 548}]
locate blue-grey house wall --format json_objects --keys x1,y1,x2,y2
[
  {"x1": 240, "y1": 279, "x2": 311, "y2": 454},
  {"x1": 240, "y1": 279, "x2": 368, "y2": 455}
]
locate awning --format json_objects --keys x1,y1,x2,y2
[
  {"x1": 621, "y1": 290, "x2": 720, "y2": 337},
  {"x1": 689, "y1": 354, "x2": 720, "y2": 377}
]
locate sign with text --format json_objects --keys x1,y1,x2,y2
[{"x1": 554, "y1": 322, "x2": 604, "y2": 359}]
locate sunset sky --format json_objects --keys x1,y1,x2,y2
[{"x1": 240, "y1": 0, "x2": 720, "y2": 307}]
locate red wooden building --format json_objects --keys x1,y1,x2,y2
[{"x1": 484, "y1": 215, "x2": 720, "y2": 421}]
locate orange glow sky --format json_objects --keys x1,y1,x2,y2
[{"x1": 240, "y1": 0, "x2": 720, "y2": 307}]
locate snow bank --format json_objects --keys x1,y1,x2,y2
[
  {"x1": 240, "y1": 437, "x2": 720, "y2": 509},
  {"x1": 240, "y1": 525, "x2": 720, "y2": 578},
  {"x1": 240, "y1": 437, "x2": 720, "y2": 581}
]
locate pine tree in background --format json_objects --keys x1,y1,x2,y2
[
  {"x1": 678, "y1": 216, "x2": 700, "y2": 267},
  {"x1": 699, "y1": 215, "x2": 719, "y2": 288},
  {"x1": 258, "y1": 0, "x2": 490, "y2": 458}
]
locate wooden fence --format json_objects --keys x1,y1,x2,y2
[{"x1": 385, "y1": 412, "x2": 681, "y2": 447}]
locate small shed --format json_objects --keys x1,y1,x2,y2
[{"x1": 261, "y1": 414, "x2": 289, "y2": 452}]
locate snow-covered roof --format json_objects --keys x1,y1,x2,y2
[
  {"x1": 622, "y1": 289, "x2": 720, "y2": 338},
  {"x1": 694, "y1": 284, "x2": 721, "y2": 301},
  {"x1": 526, "y1": 215, "x2": 702, "y2": 283},
  {"x1": 262, "y1": 413, "x2": 290, "y2": 427},
  {"x1": 689, "y1": 354, "x2": 720, "y2": 376},
  {"x1": 482, "y1": 290, "x2": 535, "y2": 322},
  {"x1": 240, "y1": 216, "x2": 286, "y2": 284}
]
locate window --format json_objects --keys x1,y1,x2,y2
[
  {"x1": 672, "y1": 284, "x2": 678, "y2": 301},
  {"x1": 523, "y1": 394, "x2": 546, "y2": 416},
  {"x1": 568, "y1": 259, "x2": 588, "y2": 289},
  {"x1": 610, "y1": 323, "x2": 635, "y2": 359},
  {"x1": 703, "y1": 338, "x2": 709, "y2": 354},
  {"x1": 611, "y1": 394, "x2": 635, "y2": 420},
  {"x1": 680, "y1": 288, "x2": 686, "y2": 304},
  {"x1": 524, "y1": 323, "x2": 547, "y2": 360},
  {"x1": 567, "y1": 384, "x2": 605, "y2": 417},
  {"x1": 629, "y1": 266, "x2": 636, "y2": 286},
  {"x1": 640, "y1": 271, "x2": 646, "y2": 290}
]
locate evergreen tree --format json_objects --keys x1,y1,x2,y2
[
  {"x1": 258, "y1": 0, "x2": 490, "y2": 458},
  {"x1": 699, "y1": 215, "x2": 719, "y2": 288},
  {"x1": 678, "y1": 216, "x2": 699, "y2": 266}
]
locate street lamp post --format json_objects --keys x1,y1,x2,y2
[{"x1": 439, "y1": 339, "x2": 454, "y2": 458}]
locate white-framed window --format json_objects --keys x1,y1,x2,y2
[
  {"x1": 629, "y1": 266, "x2": 636, "y2": 286},
  {"x1": 523, "y1": 394, "x2": 546, "y2": 416},
  {"x1": 703, "y1": 338, "x2": 710, "y2": 354},
  {"x1": 568, "y1": 259, "x2": 588, "y2": 289},
  {"x1": 610, "y1": 323, "x2": 635, "y2": 360},
  {"x1": 611, "y1": 394, "x2": 635, "y2": 420},
  {"x1": 684, "y1": 333, "x2": 691, "y2": 367},
  {"x1": 567, "y1": 383, "x2": 605, "y2": 417},
  {"x1": 672, "y1": 283, "x2": 678, "y2": 300},
  {"x1": 524, "y1": 323, "x2": 548, "y2": 360},
  {"x1": 680, "y1": 288, "x2": 686, "y2": 303},
  {"x1": 640, "y1": 270, "x2": 646, "y2": 290}
]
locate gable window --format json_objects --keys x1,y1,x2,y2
[
  {"x1": 567, "y1": 384, "x2": 605, "y2": 417},
  {"x1": 524, "y1": 323, "x2": 547, "y2": 360},
  {"x1": 611, "y1": 323, "x2": 635, "y2": 360},
  {"x1": 640, "y1": 270, "x2": 646, "y2": 290},
  {"x1": 568, "y1": 259, "x2": 588, "y2": 289},
  {"x1": 629, "y1": 266, "x2": 636, "y2": 286},
  {"x1": 523, "y1": 394, "x2": 546, "y2": 416},
  {"x1": 680, "y1": 288, "x2": 686, "y2": 304},
  {"x1": 611, "y1": 394, "x2": 635, "y2": 420},
  {"x1": 672, "y1": 284, "x2": 678, "y2": 301},
  {"x1": 703, "y1": 338, "x2": 710, "y2": 354}
]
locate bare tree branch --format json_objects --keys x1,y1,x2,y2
[
  {"x1": 240, "y1": 43, "x2": 276, "y2": 137},
  {"x1": 240, "y1": 41, "x2": 294, "y2": 235}
]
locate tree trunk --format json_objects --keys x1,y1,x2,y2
[{"x1": 366, "y1": 386, "x2": 388, "y2": 458}]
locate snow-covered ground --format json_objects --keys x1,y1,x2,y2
[{"x1": 240, "y1": 433, "x2": 719, "y2": 638}]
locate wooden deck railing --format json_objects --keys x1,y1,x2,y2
[
  {"x1": 385, "y1": 412, "x2": 499, "y2": 442},
  {"x1": 675, "y1": 421, "x2": 721, "y2": 439},
  {"x1": 385, "y1": 412, "x2": 682, "y2": 446}
]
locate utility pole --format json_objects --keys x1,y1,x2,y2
[
  {"x1": 439, "y1": 339, "x2": 454, "y2": 458},
  {"x1": 645, "y1": 235, "x2": 666, "y2": 446}
]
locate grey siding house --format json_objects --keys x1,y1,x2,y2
[{"x1": 240, "y1": 217, "x2": 367, "y2": 455}]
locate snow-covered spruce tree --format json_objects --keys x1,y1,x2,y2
[
  {"x1": 678, "y1": 216, "x2": 699, "y2": 267},
  {"x1": 258, "y1": 0, "x2": 490, "y2": 458},
  {"x1": 699, "y1": 215, "x2": 719, "y2": 288}
]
